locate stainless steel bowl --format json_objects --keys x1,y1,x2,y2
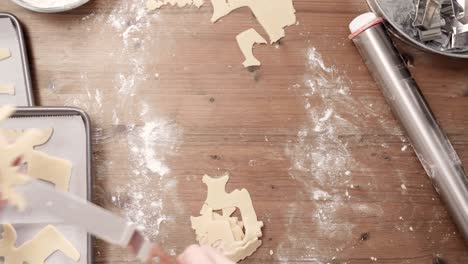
[
  {"x1": 368, "y1": 0, "x2": 468, "y2": 58},
  {"x1": 10, "y1": 0, "x2": 89, "y2": 13}
]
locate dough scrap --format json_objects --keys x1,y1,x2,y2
[
  {"x1": 0, "y1": 224, "x2": 80, "y2": 263},
  {"x1": 0, "y1": 84, "x2": 15, "y2": 95},
  {"x1": 1, "y1": 128, "x2": 73, "y2": 192},
  {"x1": 191, "y1": 175, "x2": 263, "y2": 262},
  {"x1": 236, "y1": 28, "x2": 267, "y2": 67},
  {"x1": 145, "y1": 0, "x2": 296, "y2": 67},
  {"x1": 210, "y1": 0, "x2": 297, "y2": 43},
  {"x1": 146, "y1": 0, "x2": 204, "y2": 10},
  {"x1": 0, "y1": 48, "x2": 11, "y2": 61}
]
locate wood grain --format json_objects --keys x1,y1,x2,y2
[{"x1": 1, "y1": 0, "x2": 467, "y2": 263}]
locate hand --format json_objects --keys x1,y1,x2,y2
[
  {"x1": 177, "y1": 245, "x2": 234, "y2": 264},
  {"x1": 146, "y1": 244, "x2": 234, "y2": 264},
  {"x1": 0, "y1": 133, "x2": 22, "y2": 211},
  {"x1": 146, "y1": 244, "x2": 177, "y2": 264}
]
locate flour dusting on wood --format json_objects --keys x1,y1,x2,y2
[
  {"x1": 124, "y1": 111, "x2": 182, "y2": 234},
  {"x1": 61, "y1": 0, "x2": 184, "y2": 241},
  {"x1": 281, "y1": 47, "x2": 360, "y2": 262}
]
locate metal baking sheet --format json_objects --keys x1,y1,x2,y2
[
  {"x1": 0, "y1": 107, "x2": 92, "y2": 264},
  {"x1": 0, "y1": 13, "x2": 34, "y2": 106}
]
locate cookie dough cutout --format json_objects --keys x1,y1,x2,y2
[
  {"x1": 1, "y1": 128, "x2": 53, "y2": 146},
  {"x1": 0, "y1": 105, "x2": 15, "y2": 122},
  {"x1": 0, "y1": 224, "x2": 80, "y2": 263},
  {"x1": 1, "y1": 127, "x2": 73, "y2": 192},
  {"x1": 0, "y1": 48, "x2": 11, "y2": 61},
  {"x1": 0, "y1": 84, "x2": 15, "y2": 95},
  {"x1": 237, "y1": 28, "x2": 267, "y2": 67},
  {"x1": 210, "y1": 0, "x2": 297, "y2": 43},
  {"x1": 191, "y1": 175, "x2": 263, "y2": 262},
  {"x1": 0, "y1": 107, "x2": 44, "y2": 210},
  {"x1": 0, "y1": 129, "x2": 44, "y2": 210},
  {"x1": 147, "y1": 0, "x2": 204, "y2": 10}
]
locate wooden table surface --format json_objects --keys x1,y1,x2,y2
[{"x1": 1, "y1": 0, "x2": 468, "y2": 263}]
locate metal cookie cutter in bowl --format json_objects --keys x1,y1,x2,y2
[{"x1": 368, "y1": 0, "x2": 468, "y2": 58}]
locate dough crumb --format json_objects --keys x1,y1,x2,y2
[
  {"x1": 401, "y1": 184, "x2": 407, "y2": 190},
  {"x1": 269, "y1": 249, "x2": 274, "y2": 255}
]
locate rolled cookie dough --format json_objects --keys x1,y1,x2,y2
[
  {"x1": 211, "y1": 0, "x2": 296, "y2": 43},
  {"x1": 0, "y1": 107, "x2": 46, "y2": 210},
  {"x1": 0, "y1": 84, "x2": 15, "y2": 95},
  {"x1": 0, "y1": 105, "x2": 15, "y2": 121},
  {"x1": 0, "y1": 48, "x2": 11, "y2": 61},
  {"x1": 191, "y1": 175, "x2": 263, "y2": 262},
  {"x1": 0, "y1": 224, "x2": 80, "y2": 263},
  {"x1": 1, "y1": 127, "x2": 73, "y2": 192},
  {"x1": 236, "y1": 28, "x2": 267, "y2": 67}
]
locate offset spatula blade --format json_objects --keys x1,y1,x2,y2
[{"x1": 1, "y1": 178, "x2": 153, "y2": 262}]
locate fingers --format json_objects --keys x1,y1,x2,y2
[
  {"x1": 13, "y1": 156, "x2": 22, "y2": 166},
  {"x1": 177, "y1": 245, "x2": 234, "y2": 264},
  {"x1": 147, "y1": 244, "x2": 177, "y2": 264},
  {"x1": 0, "y1": 134, "x2": 22, "y2": 166}
]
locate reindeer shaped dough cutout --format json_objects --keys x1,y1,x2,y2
[
  {"x1": 0, "y1": 106, "x2": 43, "y2": 210},
  {"x1": 1, "y1": 127, "x2": 72, "y2": 192},
  {"x1": 0, "y1": 224, "x2": 80, "y2": 264}
]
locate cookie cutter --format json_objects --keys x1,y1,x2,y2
[{"x1": 367, "y1": 0, "x2": 468, "y2": 58}]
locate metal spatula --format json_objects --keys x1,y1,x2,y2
[{"x1": 1, "y1": 177, "x2": 175, "y2": 263}]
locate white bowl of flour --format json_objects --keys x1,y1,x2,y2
[{"x1": 11, "y1": 0, "x2": 90, "y2": 13}]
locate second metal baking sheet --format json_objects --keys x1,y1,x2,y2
[{"x1": 0, "y1": 13, "x2": 34, "y2": 106}]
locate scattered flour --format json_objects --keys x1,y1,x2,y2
[
  {"x1": 146, "y1": 0, "x2": 204, "y2": 10},
  {"x1": 62, "y1": 0, "x2": 184, "y2": 241},
  {"x1": 312, "y1": 190, "x2": 331, "y2": 201},
  {"x1": 282, "y1": 47, "x2": 360, "y2": 262},
  {"x1": 281, "y1": 46, "x2": 409, "y2": 262},
  {"x1": 128, "y1": 118, "x2": 182, "y2": 178},
  {"x1": 103, "y1": 1, "x2": 185, "y2": 239}
]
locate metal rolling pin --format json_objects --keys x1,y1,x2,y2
[{"x1": 349, "y1": 13, "x2": 468, "y2": 244}]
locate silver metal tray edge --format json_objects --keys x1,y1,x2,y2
[
  {"x1": 12, "y1": 106, "x2": 93, "y2": 264},
  {"x1": 0, "y1": 12, "x2": 35, "y2": 106}
]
